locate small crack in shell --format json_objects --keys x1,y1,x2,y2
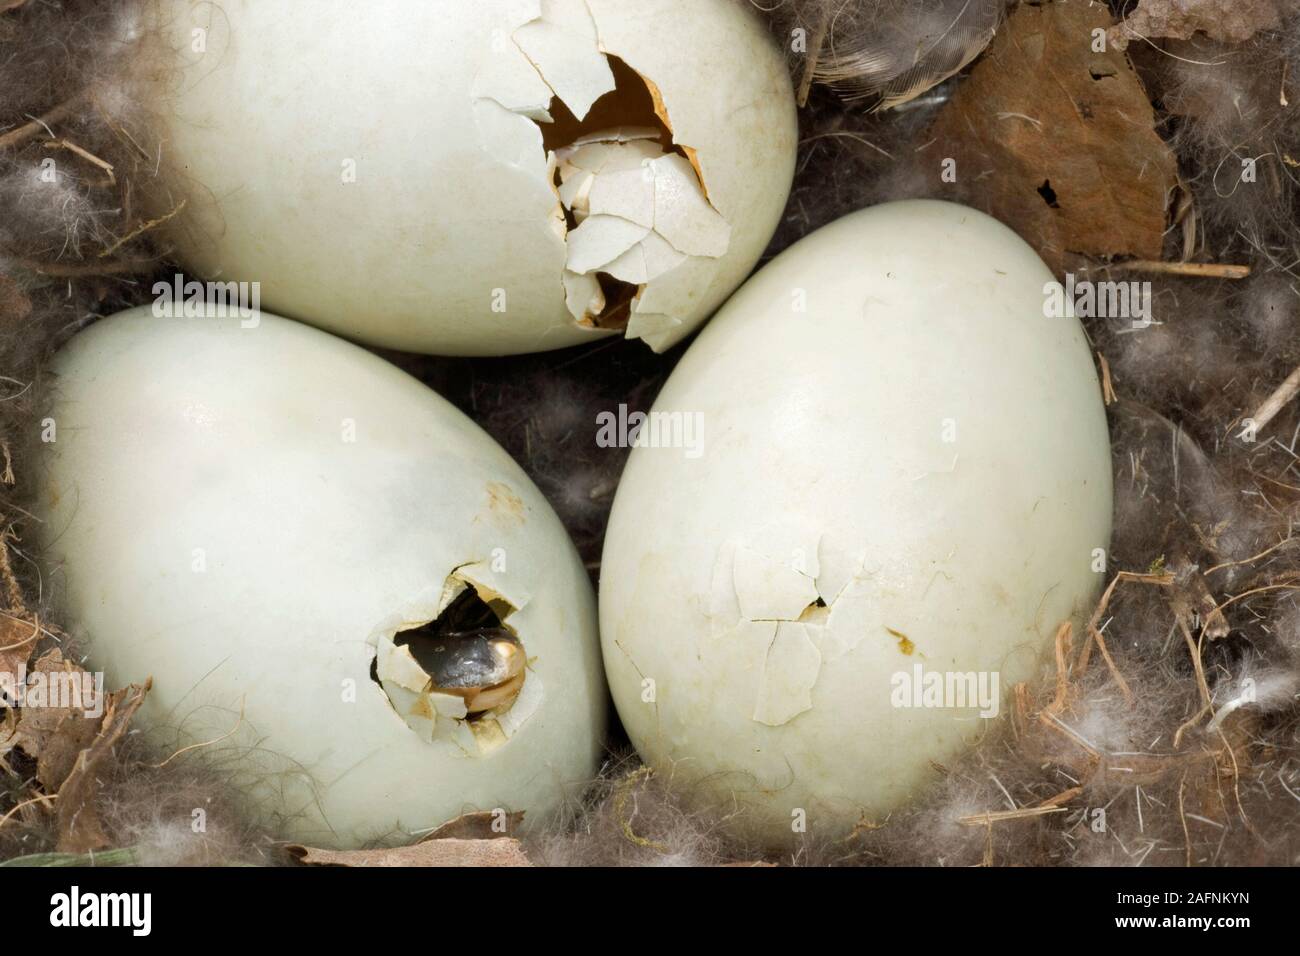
[{"x1": 705, "y1": 527, "x2": 898, "y2": 728}]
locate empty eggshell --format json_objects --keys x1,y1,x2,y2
[
  {"x1": 598, "y1": 201, "x2": 1114, "y2": 846},
  {"x1": 139, "y1": 0, "x2": 797, "y2": 356},
  {"x1": 37, "y1": 306, "x2": 606, "y2": 847}
]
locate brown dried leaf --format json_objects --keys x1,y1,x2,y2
[
  {"x1": 288, "y1": 838, "x2": 533, "y2": 868},
  {"x1": 423, "y1": 809, "x2": 524, "y2": 841},
  {"x1": 6, "y1": 649, "x2": 107, "y2": 791},
  {"x1": 36, "y1": 716, "x2": 101, "y2": 793},
  {"x1": 55, "y1": 679, "x2": 150, "y2": 853},
  {"x1": 1168, "y1": 553, "x2": 1231, "y2": 640},
  {"x1": 0, "y1": 614, "x2": 36, "y2": 681},
  {"x1": 929, "y1": 0, "x2": 1176, "y2": 272},
  {"x1": 1109, "y1": 0, "x2": 1286, "y2": 50}
]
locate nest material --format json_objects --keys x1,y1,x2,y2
[{"x1": 0, "y1": 0, "x2": 1298, "y2": 866}]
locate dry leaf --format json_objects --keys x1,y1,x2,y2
[
  {"x1": 1167, "y1": 553, "x2": 1231, "y2": 640},
  {"x1": 0, "y1": 615, "x2": 36, "y2": 682},
  {"x1": 928, "y1": 0, "x2": 1176, "y2": 272},
  {"x1": 288, "y1": 838, "x2": 533, "y2": 867},
  {"x1": 424, "y1": 809, "x2": 524, "y2": 840},
  {"x1": 55, "y1": 679, "x2": 150, "y2": 853},
  {"x1": 1109, "y1": 0, "x2": 1287, "y2": 50},
  {"x1": 36, "y1": 713, "x2": 102, "y2": 793},
  {"x1": 0, "y1": 617, "x2": 39, "y2": 765},
  {"x1": 5, "y1": 650, "x2": 106, "y2": 791}
]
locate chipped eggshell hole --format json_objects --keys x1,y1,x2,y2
[
  {"x1": 38, "y1": 307, "x2": 606, "y2": 848},
  {"x1": 598, "y1": 201, "x2": 1115, "y2": 846},
  {"x1": 140, "y1": 0, "x2": 797, "y2": 356}
]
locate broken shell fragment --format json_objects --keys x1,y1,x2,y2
[
  {"x1": 37, "y1": 307, "x2": 606, "y2": 848},
  {"x1": 139, "y1": 0, "x2": 797, "y2": 356},
  {"x1": 598, "y1": 201, "x2": 1115, "y2": 847}
]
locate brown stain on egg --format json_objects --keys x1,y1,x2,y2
[
  {"x1": 485, "y1": 481, "x2": 526, "y2": 526},
  {"x1": 887, "y1": 627, "x2": 915, "y2": 656}
]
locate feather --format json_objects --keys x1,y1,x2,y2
[{"x1": 792, "y1": 0, "x2": 1008, "y2": 110}]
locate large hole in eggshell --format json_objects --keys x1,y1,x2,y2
[
  {"x1": 393, "y1": 586, "x2": 525, "y2": 719},
  {"x1": 540, "y1": 56, "x2": 679, "y2": 156},
  {"x1": 541, "y1": 56, "x2": 674, "y2": 332},
  {"x1": 371, "y1": 579, "x2": 532, "y2": 753},
  {"x1": 535, "y1": 55, "x2": 720, "y2": 332}
]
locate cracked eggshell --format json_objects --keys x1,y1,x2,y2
[
  {"x1": 598, "y1": 201, "x2": 1114, "y2": 845},
  {"x1": 141, "y1": 0, "x2": 797, "y2": 356},
  {"x1": 37, "y1": 306, "x2": 606, "y2": 847}
]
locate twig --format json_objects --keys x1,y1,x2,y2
[
  {"x1": 0, "y1": 528, "x2": 27, "y2": 612},
  {"x1": 1092, "y1": 621, "x2": 1134, "y2": 703},
  {"x1": 613, "y1": 767, "x2": 666, "y2": 852},
  {"x1": 1109, "y1": 260, "x2": 1250, "y2": 279},
  {"x1": 958, "y1": 805, "x2": 1067, "y2": 826},
  {"x1": 1245, "y1": 363, "x2": 1300, "y2": 438},
  {"x1": 1097, "y1": 352, "x2": 1116, "y2": 405},
  {"x1": 0, "y1": 793, "x2": 55, "y2": 832},
  {"x1": 1071, "y1": 572, "x2": 1175, "y2": 691},
  {"x1": 1216, "y1": 726, "x2": 1253, "y2": 836},
  {"x1": 1044, "y1": 621, "x2": 1073, "y2": 716},
  {"x1": 1177, "y1": 616, "x2": 1212, "y2": 711},
  {"x1": 42, "y1": 139, "x2": 115, "y2": 186},
  {"x1": 1178, "y1": 774, "x2": 1191, "y2": 867},
  {"x1": 1204, "y1": 536, "x2": 1295, "y2": 575},
  {"x1": 14, "y1": 256, "x2": 155, "y2": 278},
  {"x1": 1037, "y1": 786, "x2": 1083, "y2": 808},
  {"x1": 0, "y1": 93, "x2": 85, "y2": 151},
  {"x1": 1173, "y1": 703, "x2": 1211, "y2": 749},
  {"x1": 796, "y1": 7, "x2": 828, "y2": 108},
  {"x1": 99, "y1": 199, "x2": 186, "y2": 258}
]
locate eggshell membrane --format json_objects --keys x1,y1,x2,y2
[
  {"x1": 142, "y1": 0, "x2": 797, "y2": 356},
  {"x1": 598, "y1": 201, "x2": 1114, "y2": 845},
  {"x1": 37, "y1": 307, "x2": 606, "y2": 847}
]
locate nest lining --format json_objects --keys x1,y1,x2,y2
[{"x1": 0, "y1": 0, "x2": 1297, "y2": 866}]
